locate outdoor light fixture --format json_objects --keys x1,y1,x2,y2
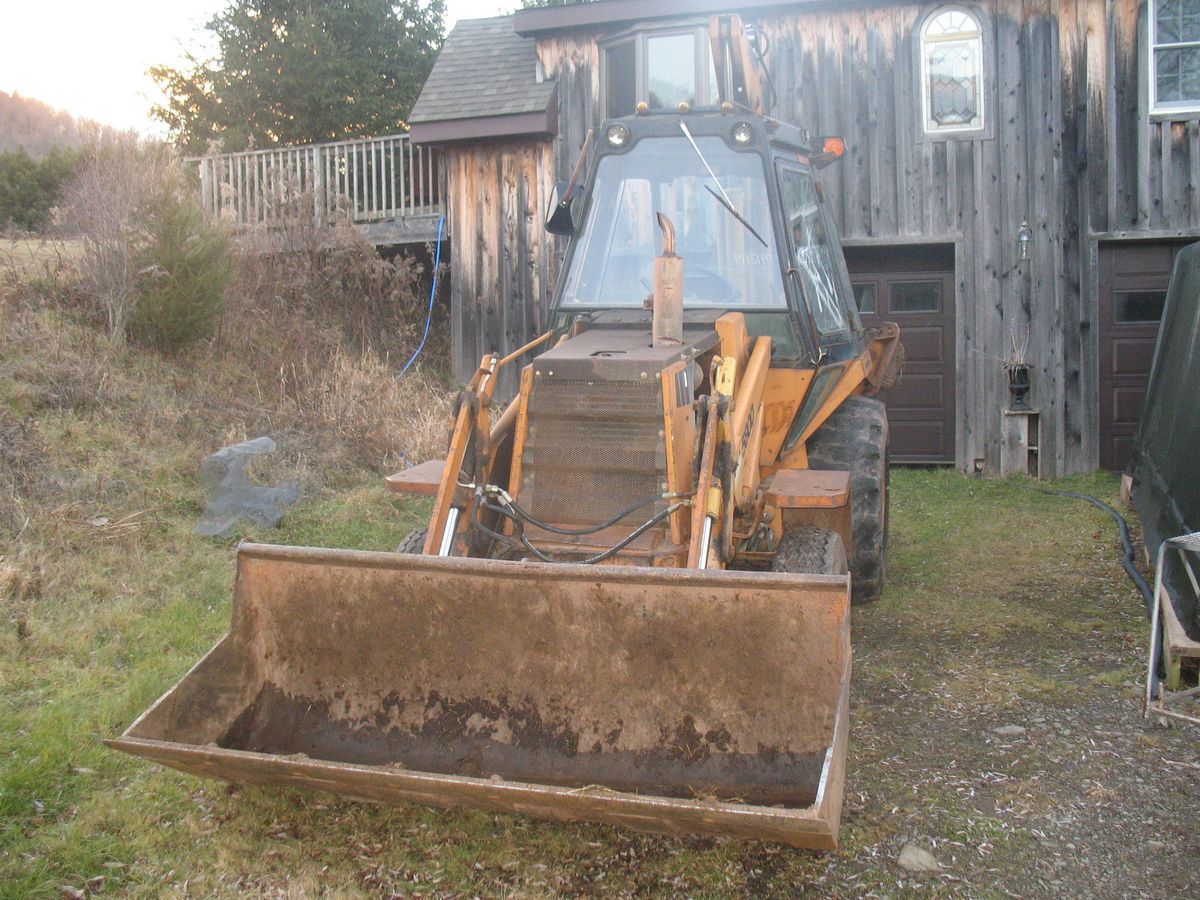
[
  {"x1": 605, "y1": 123, "x2": 630, "y2": 148},
  {"x1": 732, "y1": 121, "x2": 755, "y2": 144},
  {"x1": 1017, "y1": 221, "x2": 1033, "y2": 261}
]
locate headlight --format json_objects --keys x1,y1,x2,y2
[
  {"x1": 732, "y1": 121, "x2": 754, "y2": 144},
  {"x1": 605, "y1": 123, "x2": 630, "y2": 148}
]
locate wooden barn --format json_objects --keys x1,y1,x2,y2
[{"x1": 408, "y1": 0, "x2": 1200, "y2": 476}]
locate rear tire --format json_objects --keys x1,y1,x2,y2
[
  {"x1": 806, "y1": 395, "x2": 889, "y2": 605},
  {"x1": 772, "y1": 526, "x2": 848, "y2": 577},
  {"x1": 395, "y1": 529, "x2": 428, "y2": 554}
]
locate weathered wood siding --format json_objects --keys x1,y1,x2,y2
[
  {"x1": 444, "y1": 140, "x2": 555, "y2": 396},
  {"x1": 442, "y1": 0, "x2": 1200, "y2": 473}
]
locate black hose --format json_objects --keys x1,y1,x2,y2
[
  {"x1": 1036, "y1": 488, "x2": 1154, "y2": 619},
  {"x1": 479, "y1": 497, "x2": 685, "y2": 565},
  {"x1": 500, "y1": 491, "x2": 670, "y2": 537}
]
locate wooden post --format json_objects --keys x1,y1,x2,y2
[
  {"x1": 1000, "y1": 409, "x2": 1040, "y2": 478},
  {"x1": 199, "y1": 159, "x2": 213, "y2": 217},
  {"x1": 312, "y1": 145, "x2": 324, "y2": 224}
]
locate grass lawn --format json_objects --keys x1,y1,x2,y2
[{"x1": 4, "y1": 462, "x2": 1197, "y2": 897}]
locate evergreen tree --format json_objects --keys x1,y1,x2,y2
[{"x1": 151, "y1": 0, "x2": 445, "y2": 154}]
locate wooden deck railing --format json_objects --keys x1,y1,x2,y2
[{"x1": 194, "y1": 134, "x2": 441, "y2": 236}]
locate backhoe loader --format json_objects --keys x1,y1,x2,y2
[{"x1": 110, "y1": 16, "x2": 903, "y2": 849}]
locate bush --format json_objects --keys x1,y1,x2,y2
[
  {"x1": 230, "y1": 199, "x2": 439, "y2": 365},
  {"x1": 128, "y1": 185, "x2": 232, "y2": 352},
  {"x1": 0, "y1": 147, "x2": 78, "y2": 232},
  {"x1": 58, "y1": 136, "x2": 169, "y2": 337},
  {"x1": 58, "y1": 136, "x2": 233, "y2": 349}
]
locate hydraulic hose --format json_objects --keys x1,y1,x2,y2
[
  {"x1": 500, "y1": 491, "x2": 673, "y2": 537},
  {"x1": 475, "y1": 495, "x2": 687, "y2": 565}
]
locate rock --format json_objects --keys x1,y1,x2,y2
[
  {"x1": 195, "y1": 436, "x2": 300, "y2": 539},
  {"x1": 993, "y1": 724, "x2": 1027, "y2": 737},
  {"x1": 898, "y1": 843, "x2": 940, "y2": 873}
]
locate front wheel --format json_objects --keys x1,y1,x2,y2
[
  {"x1": 395, "y1": 529, "x2": 428, "y2": 554},
  {"x1": 771, "y1": 526, "x2": 848, "y2": 577},
  {"x1": 806, "y1": 395, "x2": 889, "y2": 604}
]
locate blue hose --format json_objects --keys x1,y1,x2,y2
[{"x1": 398, "y1": 214, "x2": 445, "y2": 376}]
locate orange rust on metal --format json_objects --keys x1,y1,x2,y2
[
  {"x1": 385, "y1": 460, "x2": 445, "y2": 497},
  {"x1": 764, "y1": 469, "x2": 851, "y2": 509},
  {"x1": 110, "y1": 543, "x2": 851, "y2": 848}
]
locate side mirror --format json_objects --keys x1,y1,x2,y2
[{"x1": 545, "y1": 181, "x2": 582, "y2": 235}]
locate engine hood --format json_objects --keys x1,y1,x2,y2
[{"x1": 533, "y1": 326, "x2": 719, "y2": 382}]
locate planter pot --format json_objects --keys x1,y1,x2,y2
[{"x1": 1007, "y1": 364, "x2": 1031, "y2": 411}]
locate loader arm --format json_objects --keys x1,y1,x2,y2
[{"x1": 424, "y1": 330, "x2": 558, "y2": 556}]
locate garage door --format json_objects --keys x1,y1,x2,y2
[
  {"x1": 847, "y1": 245, "x2": 956, "y2": 464},
  {"x1": 1098, "y1": 241, "x2": 1191, "y2": 472}
]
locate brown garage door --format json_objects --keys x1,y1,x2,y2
[
  {"x1": 1098, "y1": 241, "x2": 1191, "y2": 472},
  {"x1": 846, "y1": 245, "x2": 956, "y2": 464}
]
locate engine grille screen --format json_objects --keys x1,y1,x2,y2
[{"x1": 520, "y1": 377, "x2": 667, "y2": 527}]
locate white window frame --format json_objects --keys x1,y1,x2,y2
[
  {"x1": 919, "y1": 7, "x2": 986, "y2": 136},
  {"x1": 1150, "y1": 0, "x2": 1200, "y2": 114},
  {"x1": 600, "y1": 26, "x2": 716, "y2": 120}
]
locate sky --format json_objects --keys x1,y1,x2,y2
[{"x1": 0, "y1": 1, "x2": 513, "y2": 134}]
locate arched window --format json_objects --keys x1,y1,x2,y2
[{"x1": 921, "y1": 8, "x2": 985, "y2": 134}]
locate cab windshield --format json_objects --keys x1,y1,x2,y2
[{"x1": 559, "y1": 136, "x2": 787, "y2": 309}]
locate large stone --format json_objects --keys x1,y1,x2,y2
[
  {"x1": 195, "y1": 436, "x2": 300, "y2": 539},
  {"x1": 897, "y1": 842, "x2": 940, "y2": 874},
  {"x1": 993, "y1": 724, "x2": 1027, "y2": 737}
]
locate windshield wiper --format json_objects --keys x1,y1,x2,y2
[{"x1": 679, "y1": 120, "x2": 768, "y2": 248}]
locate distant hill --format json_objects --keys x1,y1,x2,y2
[{"x1": 0, "y1": 91, "x2": 119, "y2": 159}]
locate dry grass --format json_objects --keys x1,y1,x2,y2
[
  {"x1": 0, "y1": 237, "x2": 79, "y2": 277},
  {"x1": 0, "y1": 223, "x2": 451, "y2": 552}
]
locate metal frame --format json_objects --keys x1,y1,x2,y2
[
  {"x1": 598, "y1": 20, "x2": 715, "y2": 119},
  {"x1": 1148, "y1": 0, "x2": 1200, "y2": 116},
  {"x1": 1144, "y1": 531, "x2": 1200, "y2": 726}
]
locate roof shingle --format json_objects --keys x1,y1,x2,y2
[{"x1": 410, "y1": 16, "x2": 555, "y2": 128}]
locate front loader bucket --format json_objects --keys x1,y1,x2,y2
[{"x1": 110, "y1": 543, "x2": 851, "y2": 848}]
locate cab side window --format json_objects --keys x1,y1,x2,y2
[{"x1": 777, "y1": 165, "x2": 849, "y2": 335}]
